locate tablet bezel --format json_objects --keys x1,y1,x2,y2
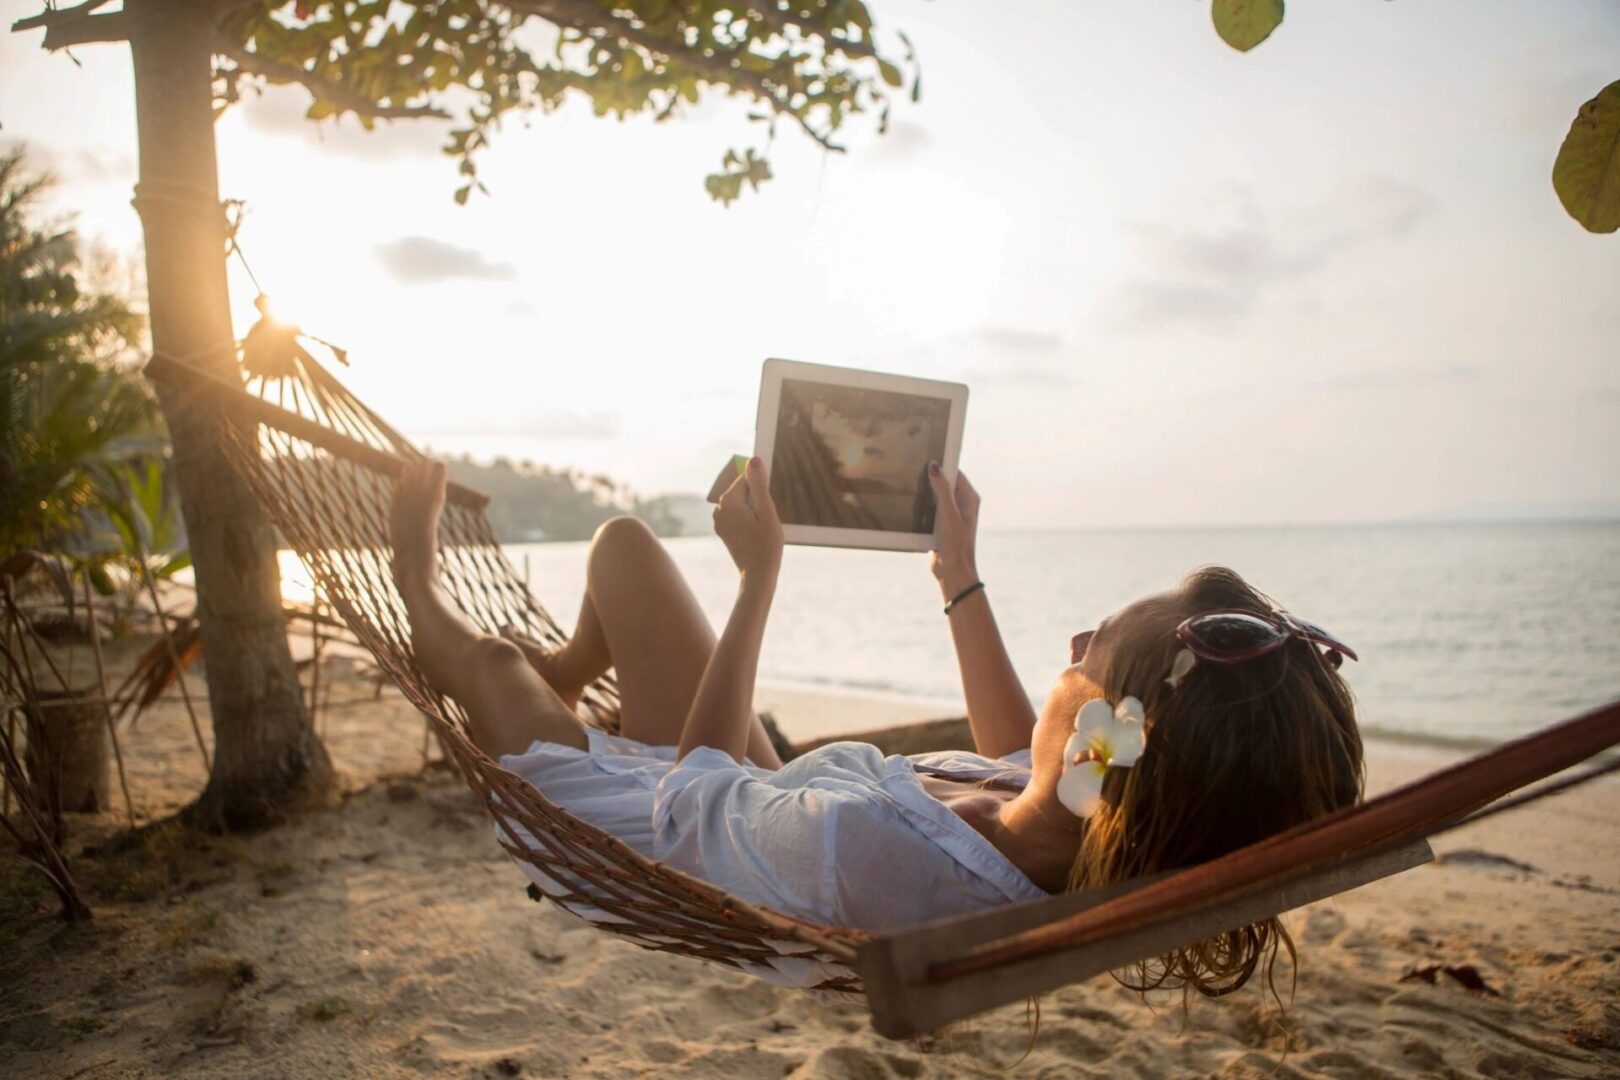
[{"x1": 754, "y1": 358, "x2": 969, "y2": 552}]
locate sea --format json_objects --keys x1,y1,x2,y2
[{"x1": 495, "y1": 522, "x2": 1620, "y2": 750}]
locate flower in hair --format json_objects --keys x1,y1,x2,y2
[{"x1": 1056, "y1": 696, "x2": 1146, "y2": 819}]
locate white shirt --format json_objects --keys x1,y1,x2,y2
[{"x1": 653, "y1": 740, "x2": 1048, "y2": 933}]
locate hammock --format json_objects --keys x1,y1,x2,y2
[{"x1": 145, "y1": 350, "x2": 1620, "y2": 1038}]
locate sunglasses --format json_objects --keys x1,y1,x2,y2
[{"x1": 1176, "y1": 609, "x2": 1358, "y2": 669}]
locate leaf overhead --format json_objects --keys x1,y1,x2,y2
[
  {"x1": 1211, "y1": 0, "x2": 1284, "y2": 53},
  {"x1": 1553, "y1": 79, "x2": 1620, "y2": 234},
  {"x1": 207, "y1": 0, "x2": 918, "y2": 205}
]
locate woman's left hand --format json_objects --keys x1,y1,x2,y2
[{"x1": 714, "y1": 457, "x2": 783, "y2": 584}]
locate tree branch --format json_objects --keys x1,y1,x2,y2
[
  {"x1": 11, "y1": 3, "x2": 128, "y2": 49},
  {"x1": 512, "y1": 0, "x2": 845, "y2": 151},
  {"x1": 748, "y1": 2, "x2": 879, "y2": 62},
  {"x1": 213, "y1": 35, "x2": 450, "y2": 121},
  {"x1": 11, "y1": 0, "x2": 113, "y2": 33}
]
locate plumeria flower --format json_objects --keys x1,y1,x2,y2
[{"x1": 1056, "y1": 696, "x2": 1146, "y2": 819}]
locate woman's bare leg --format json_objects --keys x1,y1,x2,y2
[
  {"x1": 501, "y1": 589, "x2": 609, "y2": 714},
  {"x1": 390, "y1": 461, "x2": 586, "y2": 756},
  {"x1": 511, "y1": 516, "x2": 783, "y2": 768}
]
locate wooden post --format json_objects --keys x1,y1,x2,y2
[
  {"x1": 24, "y1": 688, "x2": 112, "y2": 818},
  {"x1": 123, "y1": 0, "x2": 331, "y2": 827},
  {"x1": 83, "y1": 574, "x2": 137, "y2": 828}
]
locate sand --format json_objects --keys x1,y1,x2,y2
[{"x1": 3, "y1": 661, "x2": 1618, "y2": 1079}]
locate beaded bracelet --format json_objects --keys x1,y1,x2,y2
[{"x1": 943, "y1": 580, "x2": 986, "y2": 615}]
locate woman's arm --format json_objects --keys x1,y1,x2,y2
[
  {"x1": 677, "y1": 458, "x2": 784, "y2": 764},
  {"x1": 927, "y1": 466, "x2": 1038, "y2": 759}
]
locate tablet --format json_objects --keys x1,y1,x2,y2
[{"x1": 754, "y1": 359, "x2": 969, "y2": 551}]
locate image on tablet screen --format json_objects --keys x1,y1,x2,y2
[{"x1": 770, "y1": 378, "x2": 951, "y2": 533}]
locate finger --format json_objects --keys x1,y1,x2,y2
[
  {"x1": 926, "y1": 462, "x2": 962, "y2": 525},
  {"x1": 745, "y1": 456, "x2": 778, "y2": 522},
  {"x1": 955, "y1": 472, "x2": 980, "y2": 519},
  {"x1": 718, "y1": 473, "x2": 748, "y2": 510},
  {"x1": 498, "y1": 624, "x2": 533, "y2": 645}
]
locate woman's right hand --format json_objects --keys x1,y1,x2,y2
[
  {"x1": 714, "y1": 456, "x2": 783, "y2": 585},
  {"x1": 927, "y1": 464, "x2": 981, "y2": 598}
]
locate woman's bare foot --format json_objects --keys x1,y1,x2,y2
[
  {"x1": 500, "y1": 626, "x2": 583, "y2": 711},
  {"x1": 390, "y1": 459, "x2": 447, "y2": 588}
]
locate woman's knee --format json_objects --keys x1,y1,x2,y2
[
  {"x1": 589, "y1": 515, "x2": 660, "y2": 570},
  {"x1": 463, "y1": 634, "x2": 530, "y2": 678}
]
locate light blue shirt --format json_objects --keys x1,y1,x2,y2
[{"x1": 653, "y1": 740, "x2": 1048, "y2": 934}]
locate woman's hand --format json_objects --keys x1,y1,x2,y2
[
  {"x1": 927, "y1": 464, "x2": 981, "y2": 599},
  {"x1": 713, "y1": 456, "x2": 783, "y2": 584}
]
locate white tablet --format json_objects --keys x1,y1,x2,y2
[{"x1": 754, "y1": 359, "x2": 969, "y2": 552}]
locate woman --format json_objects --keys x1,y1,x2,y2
[{"x1": 390, "y1": 456, "x2": 1363, "y2": 994}]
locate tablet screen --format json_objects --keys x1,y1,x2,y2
[{"x1": 769, "y1": 377, "x2": 952, "y2": 534}]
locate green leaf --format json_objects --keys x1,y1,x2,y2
[
  {"x1": 155, "y1": 552, "x2": 192, "y2": 579},
  {"x1": 1212, "y1": 0, "x2": 1284, "y2": 53},
  {"x1": 207, "y1": 0, "x2": 914, "y2": 204},
  {"x1": 87, "y1": 562, "x2": 116, "y2": 597},
  {"x1": 1553, "y1": 79, "x2": 1620, "y2": 234}
]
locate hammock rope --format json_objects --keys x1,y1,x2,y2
[
  {"x1": 143, "y1": 347, "x2": 1620, "y2": 1028},
  {"x1": 148, "y1": 347, "x2": 867, "y2": 986}
]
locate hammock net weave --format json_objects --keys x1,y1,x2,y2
[{"x1": 182, "y1": 347, "x2": 868, "y2": 988}]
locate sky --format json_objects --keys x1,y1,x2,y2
[{"x1": 2, "y1": 1, "x2": 1618, "y2": 529}]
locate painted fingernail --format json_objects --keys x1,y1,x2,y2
[{"x1": 928, "y1": 462, "x2": 941, "y2": 476}]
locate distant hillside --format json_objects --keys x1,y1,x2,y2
[
  {"x1": 657, "y1": 494, "x2": 717, "y2": 538},
  {"x1": 439, "y1": 455, "x2": 685, "y2": 542}
]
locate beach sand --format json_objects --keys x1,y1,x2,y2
[{"x1": 3, "y1": 661, "x2": 1618, "y2": 1078}]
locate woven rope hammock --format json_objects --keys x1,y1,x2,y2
[{"x1": 146, "y1": 349, "x2": 1620, "y2": 1038}]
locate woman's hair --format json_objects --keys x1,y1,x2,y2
[{"x1": 1066, "y1": 566, "x2": 1364, "y2": 1001}]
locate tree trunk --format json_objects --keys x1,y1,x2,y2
[{"x1": 126, "y1": 0, "x2": 332, "y2": 829}]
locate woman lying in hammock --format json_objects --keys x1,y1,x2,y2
[{"x1": 390, "y1": 456, "x2": 1364, "y2": 993}]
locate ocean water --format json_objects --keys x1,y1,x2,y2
[{"x1": 503, "y1": 522, "x2": 1620, "y2": 748}]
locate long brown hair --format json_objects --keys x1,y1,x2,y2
[{"x1": 1066, "y1": 566, "x2": 1364, "y2": 999}]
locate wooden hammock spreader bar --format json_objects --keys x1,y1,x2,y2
[
  {"x1": 860, "y1": 839, "x2": 1432, "y2": 1039},
  {"x1": 145, "y1": 352, "x2": 490, "y2": 512},
  {"x1": 858, "y1": 698, "x2": 1620, "y2": 1038}
]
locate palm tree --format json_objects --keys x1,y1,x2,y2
[{"x1": 0, "y1": 147, "x2": 156, "y2": 556}]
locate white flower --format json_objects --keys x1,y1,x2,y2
[
  {"x1": 1166, "y1": 648, "x2": 1198, "y2": 690},
  {"x1": 1056, "y1": 696, "x2": 1146, "y2": 819}
]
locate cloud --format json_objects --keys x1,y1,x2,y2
[
  {"x1": 966, "y1": 326, "x2": 1065, "y2": 354},
  {"x1": 414, "y1": 411, "x2": 622, "y2": 441},
  {"x1": 528, "y1": 411, "x2": 621, "y2": 440},
  {"x1": 959, "y1": 328, "x2": 1074, "y2": 384},
  {"x1": 1117, "y1": 178, "x2": 1437, "y2": 331},
  {"x1": 375, "y1": 236, "x2": 516, "y2": 283},
  {"x1": 961, "y1": 365, "x2": 1075, "y2": 388},
  {"x1": 3, "y1": 139, "x2": 134, "y2": 186},
  {"x1": 238, "y1": 86, "x2": 447, "y2": 161},
  {"x1": 905, "y1": 326, "x2": 1076, "y2": 387},
  {"x1": 1316, "y1": 363, "x2": 1481, "y2": 390}
]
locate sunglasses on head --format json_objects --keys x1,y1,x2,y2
[{"x1": 1176, "y1": 609, "x2": 1358, "y2": 669}]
